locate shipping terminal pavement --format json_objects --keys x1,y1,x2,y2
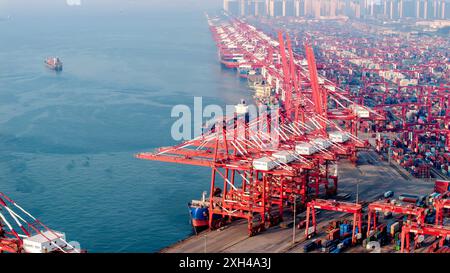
[{"x1": 161, "y1": 149, "x2": 434, "y2": 253}]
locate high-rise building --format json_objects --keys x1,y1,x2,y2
[
  {"x1": 314, "y1": 0, "x2": 321, "y2": 18},
  {"x1": 294, "y1": 0, "x2": 301, "y2": 16},
  {"x1": 224, "y1": 0, "x2": 229, "y2": 11},
  {"x1": 222, "y1": 0, "x2": 449, "y2": 20},
  {"x1": 269, "y1": 0, "x2": 275, "y2": 16},
  {"x1": 442, "y1": 0, "x2": 446, "y2": 18}
]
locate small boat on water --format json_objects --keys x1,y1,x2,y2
[{"x1": 45, "y1": 57, "x2": 63, "y2": 71}]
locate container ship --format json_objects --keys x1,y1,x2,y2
[
  {"x1": 188, "y1": 189, "x2": 226, "y2": 233},
  {"x1": 45, "y1": 57, "x2": 63, "y2": 71},
  {"x1": 0, "y1": 192, "x2": 82, "y2": 253},
  {"x1": 188, "y1": 191, "x2": 209, "y2": 233},
  {"x1": 220, "y1": 53, "x2": 244, "y2": 69}
]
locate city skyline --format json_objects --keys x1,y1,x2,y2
[{"x1": 224, "y1": 0, "x2": 449, "y2": 20}]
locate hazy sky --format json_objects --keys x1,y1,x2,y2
[{"x1": 0, "y1": 0, "x2": 222, "y2": 16}]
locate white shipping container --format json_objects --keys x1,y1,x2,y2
[
  {"x1": 399, "y1": 79, "x2": 409, "y2": 87},
  {"x1": 235, "y1": 103, "x2": 249, "y2": 115},
  {"x1": 312, "y1": 138, "x2": 332, "y2": 149},
  {"x1": 272, "y1": 151, "x2": 296, "y2": 164},
  {"x1": 295, "y1": 142, "x2": 317, "y2": 155},
  {"x1": 357, "y1": 109, "x2": 370, "y2": 118},
  {"x1": 409, "y1": 79, "x2": 418, "y2": 85},
  {"x1": 324, "y1": 85, "x2": 336, "y2": 91},
  {"x1": 354, "y1": 106, "x2": 370, "y2": 118},
  {"x1": 329, "y1": 131, "x2": 349, "y2": 143},
  {"x1": 23, "y1": 231, "x2": 66, "y2": 253},
  {"x1": 390, "y1": 222, "x2": 400, "y2": 235},
  {"x1": 253, "y1": 157, "x2": 277, "y2": 171}
]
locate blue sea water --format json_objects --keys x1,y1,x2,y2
[{"x1": 0, "y1": 9, "x2": 250, "y2": 252}]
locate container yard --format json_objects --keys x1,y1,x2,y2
[
  {"x1": 139, "y1": 8, "x2": 449, "y2": 254},
  {"x1": 248, "y1": 14, "x2": 450, "y2": 181},
  {"x1": 161, "y1": 149, "x2": 447, "y2": 253},
  {"x1": 1, "y1": 0, "x2": 449, "y2": 262}
]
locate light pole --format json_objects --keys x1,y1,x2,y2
[
  {"x1": 356, "y1": 182, "x2": 360, "y2": 204},
  {"x1": 292, "y1": 195, "x2": 297, "y2": 245}
]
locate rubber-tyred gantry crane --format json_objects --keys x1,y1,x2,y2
[
  {"x1": 304, "y1": 199, "x2": 362, "y2": 244},
  {"x1": 367, "y1": 199, "x2": 426, "y2": 237},
  {"x1": 434, "y1": 191, "x2": 450, "y2": 226},
  {"x1": 400, "y1": 223, "x2": 450, "y2": 253}
]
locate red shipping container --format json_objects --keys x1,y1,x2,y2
[
  {"x1": 327, "y1": 228, "x2": 340, "y2": 241},
  {"x1": 435, "y1": 180, "x2": 450, "y2": 193}
]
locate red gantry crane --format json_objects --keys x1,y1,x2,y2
[
  {"x1": 400, "y1": 223, "x2": 450, "y2": 253},
  {"x1": 137, "y1": 15, "x2": 373, "y2": 236},
  {"x1": 367, "y1": 199, "x2": 426, "y2": 237},
  {"x1": 0, "y1": 192, "x2": 81, "y2": 253},
  {"x1": 434, "y1": 191, "x2": 450, "y2": 226},
  {"x1": 304, "y1": 199, "x2": 362, "y2": 243},
  {"x1": 137, "y1": 113, "x2": 319, "y2": 235}
]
